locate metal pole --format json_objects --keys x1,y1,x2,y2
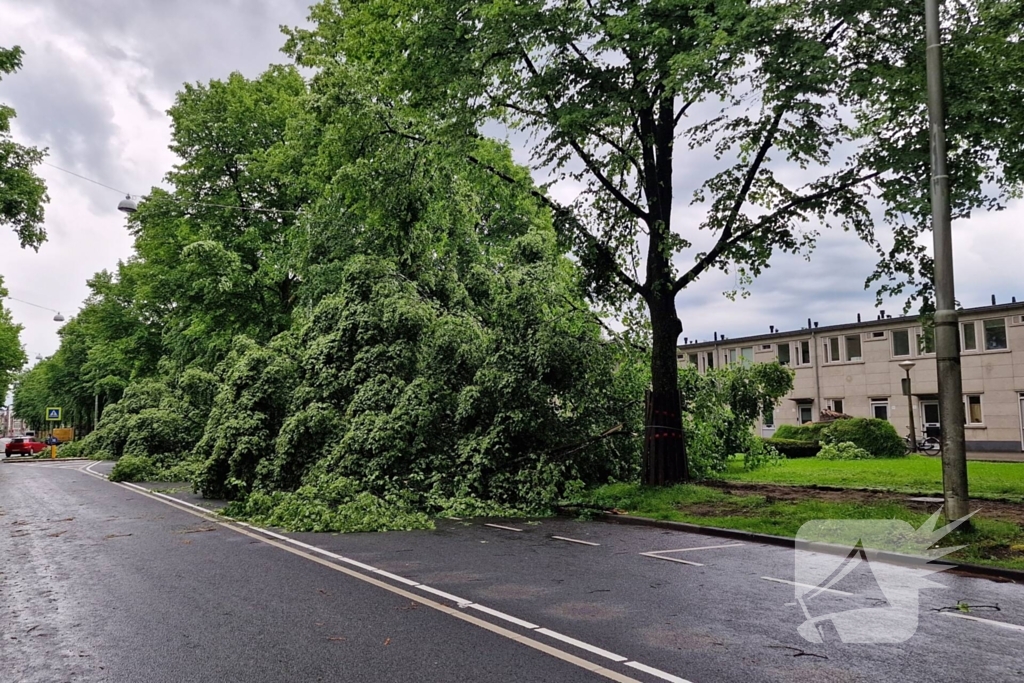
[
  {"x1": 94, "y1": 394, "x2": 99, "y2": 431},
  {"x1": 924, "y1": 0, "x2": 969, "y2": 522},
  {"x1": 905, "y1": 369, "x2": 918, "y2": 453}
]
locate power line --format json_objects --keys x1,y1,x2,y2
[
  {"x1": 42, "y1": 161, "x2": 301, "y2": 215},
  {"x1": 4, "y1": 296, "x2": 61, "y2": 314}
]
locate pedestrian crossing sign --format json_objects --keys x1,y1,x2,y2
[{"x1": 46, "y1": 407, "x2": 62, "y2": 421}]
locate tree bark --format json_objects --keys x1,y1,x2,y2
[{"x1": 642, "y1": 291, "x2": 687, "y2": 485}]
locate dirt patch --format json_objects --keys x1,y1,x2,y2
[{"x1": 704, "y1": 481, "x2": 1024, "y2": 527}]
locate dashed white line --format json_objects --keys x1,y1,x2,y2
[
  {"x1": 941, "y1": 612, "x2": 1024, "y2": 633},
  {"x1": 484, "y1": 523, "x2": 523, "y2": 532},
  {"x1": 551, "y1": 536, "x2": 600, "y2": 546},
  {"x1": 535, "y1": 628, "x2": 628, "y2": 663},
  {"x1": 639, "y1": 552, "x2": 703, "y2": 567},
  {"x1": 625, "y1": 661, "x2": 696, "y2": 683},
  {"x1": 468, "y1": 604, "x2": 540, "y2": 630},
  {"x1": 760, "y1": 577, "x2": 853, "y2": 596}
]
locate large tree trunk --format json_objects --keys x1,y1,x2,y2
[{"x1": 642, "y1": 291, "x2": 688, "y2": 485}]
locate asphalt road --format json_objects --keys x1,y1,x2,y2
[{"x1": 3, "y1": 460, "x2": 1023, "y2": 683}]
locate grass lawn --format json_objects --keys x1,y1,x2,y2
[
  {"x1": 576, "y1": 482, "x2": 1024, "y2": 571},
  {"x1": 720, "y1": 455, "x2": 1024, "y2": 501}
]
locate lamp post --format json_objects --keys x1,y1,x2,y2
[
  {"x1": 898, "y1": 360, "x2": 917, "y2": 453},
  {"x1": 924, "y1": 0, "x2": 969, "y2": 522}
]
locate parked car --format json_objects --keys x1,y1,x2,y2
[{"x1": 5, "y1": 437, "x2": 48, "y2": 457}]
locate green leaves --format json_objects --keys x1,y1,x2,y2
[{"x1": 0, "y1": 45, "x2": 49, "y2": 250}]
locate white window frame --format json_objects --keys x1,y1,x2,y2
[
  {"x1": 915, "y1": 328, "x2": 935, "y2": 355},
  {"x1": 845, "y1": 334, "x2": 863, "y2": 362},
  {"x1": 798, "y1": 405, "x2": 813, "y2": 424},
  {"x1": 964, "y1": 394, "x2": 984, "y2": 425},
  {"x1": 961, "y1": 321, "x2": 978, "y2": 351},
  {"x1": 870, "y1": 400, "x2": 889, "y2": 421},
  {"x1": 891, "y1": 329, "x2": 911, "y2": 358},
  {"x1": 797, "y1": 340, "x2": 812, "y2": 366},
  {"x1": 706, "y1": 351, "x2": 715, "y2": 370},
  {"x1": 827, "y1": 398, "x2": 845, "y2": 415},
  {"x1": 870, "y1": 330, "x2": 886, "y2": 339},
  {"x1": 983, "y1": 317, "x2": 1008, "y2": 351},
  {"x1": 824, "y1": 336, "x2": 841, "y2": 364},
  {"x1": 777, "y1": 343, "x2": 791, "y2": 366}
]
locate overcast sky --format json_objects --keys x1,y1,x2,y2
[{"x1": 1, "y1": 0, "x2": 1022, "y2": 377}]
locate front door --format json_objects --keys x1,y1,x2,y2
[{"x1": 921, "y1": 400, "x2": 940, "y2": 439}]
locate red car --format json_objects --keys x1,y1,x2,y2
[{"x1": 4, "y1": 437, "x2": 48, "y2": 457}]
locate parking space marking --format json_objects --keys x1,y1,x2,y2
[
  {"x1": 625, "y1": 661, "x2": 695, "y2": 683},
  {"x1": 639, "y1": 552, "x2": 703, "y2": 567},
  {"x1": 551, "y1": 536, "x2": 600, "y2": 546},
  {"x1": 649, "y1": 543, "x2": 743, "y2": 553},
  {"x1": 535, "y1": 628, "x2": 628, "y2": 662},
  {"x1": 760, "y1": 576, "x2": 853, "y2": 596},
  {"x1": 484, "y1": 523, "x2": 523, "y2": 532},
  {"x1": 941, "y1": 612, "x2": 1024, "y2": 633}
]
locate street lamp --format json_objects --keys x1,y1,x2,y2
[
  {"x1": 117, "y1": 195, "x2": 138, "y2": 213},
  {"x1": 898, "y1": 360, "x2": 917, "y2": 453}
]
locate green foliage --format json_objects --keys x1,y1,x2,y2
[
  {"x1": 817, "y1": 441, "x2": 873, "y2": 461},
  {"x1": 772, "y1": 422, "x2": 830, "y2": 442},
  {"x1": 822, "y1": 418, "x2": 905, "y2": 458},
  {"x1": 679, "y1": 362, "x2": 793, "y2": 477},
  {"x1": 0, "y1": 45, "x2": 49, "y2": 249},
  {"x1": 109, "y1": 454, "x2": 159, "y2": 482},
  {"x1": 764, "y1": 437, "x2": 821, "y2": 459},
  {"x1": 0, "y1": 276, "x2": 27, "y2": 401},
  {"x1": 55, "y1": 440, "x2": 85, "y2": 459}
]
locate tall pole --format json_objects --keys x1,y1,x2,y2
[
  {"x1": 924, "y1": 0, "x2": 969, "y2": 522},
  {"x1": 904, "y1": 368, "x2": 918, "y2": 453}
]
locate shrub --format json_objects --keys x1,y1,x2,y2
[
  {"x1": 56, "y1": 440, "x2": 85, "y2": 458},
  {"x1": 817, "y1": 441, "x2": 872, "y2": 461},
  {"x1": 109, "y1": 454, "x2": 158, "y2": 482},
  {"x1": 764, "y1": 437, "x2": 821, "y2": 458},
  {"x1": 822, "y1": 417, "x2": 904, "y2": 457},
  {"x1": 772, "y1": 422, "x2": 830, "y2": 442}
]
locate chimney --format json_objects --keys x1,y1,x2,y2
[
  {"x1": 807, "y1": 318, "x2": 812, "y2": 329},
  {"x1": 770, "y1": 325, "x2": 775, "y2": 333},
  {"x1": 1013, "y1": 296, "x2": 1017, "y2": 303},
  {"x1": 683, "y1": 337, "x2": 689, "y2": 344},
  {"x1": 887, "y1": 315, "x2": 892, "y2": 319},
  {"x1": 813, "y1": 321, "x2": 819, "y2": 328},
  {"x1": 857, "y1": 313, "x2": 861, "y2": 323},
  {"x1": 880, "y1": 309, "x2": 885, "y2": 319},
  {"x1": 992, "y1": 294, "x2": 997, "y2": 305},
  {"x1": 714, "y1": 331, "x2": 718, "y2": 341}
]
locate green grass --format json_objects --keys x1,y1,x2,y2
[
  {"x1": 721, "y1": 455, "x2": 1024, "y2": 501},
  {"x1": 576, "y1": 482, "x2": 1024, "y2": 571}
]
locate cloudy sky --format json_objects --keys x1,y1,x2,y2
[{"x1": 1, "y1": 0, "x2": 1022, "y2": 375}]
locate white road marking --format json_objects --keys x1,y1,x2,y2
[
  {"x1": 760, "y1": 577, "x2": 853, "y2": 596},
  {"x1": 415, "y1": 585, "x2": 473, "y2": 607},
  {"x1": 551, "y1": 536, "x2": 600, "y2": 546},
  {"x1": 626, "y1": 661, "x2": 696, "y2": 683},
  {"x1": 484, "y1": 523, "x2": 523, "y2": 532},
  {"x1": 468, "y1": 604, "x2": 540, "y2": 630},
  {"x1": 535, "y1": 628, "x2": 628, "y2": 663},
  {"x1": 648, "y1": 543, "x2": 743, "y2": 553},
  {"x1": 639, "y1": 552, "x2": 703, "y2": 567},
  {"x1": 941, "y1": 612, "x2": 1024, "y2": 633},
  {"x1": 74, "y1": 466, "x2": 696, "y2": 683},
  {"x1": 372, "y1": 569, "x2": 421, "y2": 587}
]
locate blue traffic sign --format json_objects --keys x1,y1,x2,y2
[{"x1": 46, "y1": 407, "x2": 62, "y2": 421}]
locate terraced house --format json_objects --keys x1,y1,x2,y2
[{"x1": 677, "y1": 299, "x2": 1024, "y2": 453}]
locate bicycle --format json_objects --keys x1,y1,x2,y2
[{"x1": 904, "y1": 433, "x2": 941, "y2": 456}]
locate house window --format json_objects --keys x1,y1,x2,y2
[
  {"x1": 892, "y1": 329, "x2": 911, "y2": 357},
  {"x1": 761, "y1": 344, "x2": 772, "y2": 351},
  {"x1": 764, "y1": 410, "x2": 775, "y2": 428},
  {"x1": 871, "y1": 400, "x2": 889, "y2": 421},
  {"x1": 845, "y1": 335, "x2": 862, "y2": 361},
  {"x1": 965, "y1": 395, "x2": 983, "y2": 425},
  {"x1": 777, "y1": 343, "x2": 791, "y2": 366},
  {"x1": 983, "y1": 318, "x2": 1008, "y2": 350},
  {"x1": 730, "y1": 346, "x2": 753, "y2": 364},
  {"x1": 688, "y1": 353, "x2": 699, "y2": 366},
  {"x1": 871, "y1": 331, "x2": 886, "y2": 339},
  {"x1": 799, "y1": 405, "x2": 813, "y2": 424},
  {"x1": 962, "y1": 322, "x2": 977, "y2": 351},
  {"x1": 706, "y1": 351, "x2": 714, "y2": 370},
  {"x1": 824, "y1": 337, "x2": 841, "y2": 363},
  {"x1": 916, "y1": 330, "x2": 934, "y2": 354},
  {"x1": 827, "y1": 399, "x2": 844, "y2": 414},
  {"x1": 798, "y1": 340, "x2": 811, "y2": 366}
]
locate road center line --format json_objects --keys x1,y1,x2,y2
[
  {"x1": 484, "y1": 523, "x2": 523, "y2": 532},
  {"x1": 74, "y1": 467, "x2": 686, "y2": 683},
  {"x1": 647, "y1": 543, "x2": 743, "y2": 553},
  {"x1": 760, "y1": 577, "x2": 853, "y2": 596},
  {"x1": 940, "y1": 612, "x2": 1024, "y2": 633},
  {"x1": 551, "y1": 536, "x2": 600, "y2": 546}
]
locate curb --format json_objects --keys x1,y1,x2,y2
[
  {"x1": 560, "y1": 507, "x2": 1024, "y2": 584},
  {"x1": 706, "y1": 480, "x2": 1024, "y2": 505},
  {"x1": 1, "y1": 457, "x2": 94, "y2": 464}
]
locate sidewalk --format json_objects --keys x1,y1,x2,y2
[{"x1": 966, "y1": 451, "x2": 1024, "y2": 463}]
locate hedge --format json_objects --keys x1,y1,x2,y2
[
  {"x1": 822, "y1": 417, "x2": 905, "y2": 458},
  {"x1": 763, "y1": 437, "x2": 821, "y2": 458},
  {"x1": 772, "y1": 422, "x2": 830, "y2": 442}
]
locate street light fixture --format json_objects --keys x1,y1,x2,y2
[
  {"x1": 117, "y1": 195, "x2": 138, "y2": 213},
  {"x1": 898, "y1": 360, "x2": 917, "y2": 453}
]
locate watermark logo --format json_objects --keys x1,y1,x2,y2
[{"x1": 793, "y1": 509, "x2": 974, "y2": 643}]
